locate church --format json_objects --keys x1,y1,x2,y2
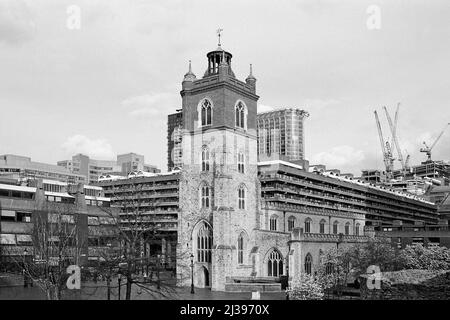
[{"x1": 175, "y1": 39, "x2": 368, "y2": 291}]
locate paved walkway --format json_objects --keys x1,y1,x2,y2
[{"x1": 0, "y1": 274, "x2": 286, "y2": 300}]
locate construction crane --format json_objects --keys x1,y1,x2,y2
[
  {"x1": 383, "y1": 103, "x2": 406, "y2": 175},
  {"x1": 420, "y1": 123, "x2": 450, "y2": 162},
  {"x1": 374, "y1": 110, "x2": 394, "y2": 180}
]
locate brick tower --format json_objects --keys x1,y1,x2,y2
[{"x1": 176, "y1": 40, "x2": 260, "y2": 291}]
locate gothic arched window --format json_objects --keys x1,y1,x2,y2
[
  {"x1": 345, "y1": 222, "x2": 350, "y2": 235},
  {"x1": 235, "y1": 101, "x2": 245, "y2": 128},
  {"x1": 288, "y1": 216, "x2": 296, "y2": 232},
  {"x1": 355, "y1": 223, "x2": 360, "y2": 236},
  {"x1": 304, "y1": 253, "x2": 313, "y2": 275},
  {"x1": 238, "y1": 233, "x2": 245, "y2": 264},
  {"x1": 238, "y1": 186, "x2": 245, "y2": 209},
  {"x1": 333, "y1": 221, "x2": 339, "y2": 234},
  {"x1": 201, "y1": 147, "x2": 210, "y2": 172},
  {"x1": 319, "y1": 219, "x2": 326, "y2": 234},
  {"x1": 304, "y1": 218, "x2": 312, "y2": 233},
  {"x1": 201, "y1": 184, "x2": 210, "y2": 209},
  {"x1": 267, "y1": 249, "x2": 283, "y2": 277},
  {"x1": 237, "y1": 152, "x2": 245, "y2": 173},
  {"x1": 269, "y1": 215, "x2": 278, "y2": 231},
  {"x1": 197, "y1": 223, "x2": 212, "y2": 263},
  {"x1": 201, "y1": 99, "x2": 212, "y2": 126}
]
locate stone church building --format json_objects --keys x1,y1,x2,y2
[{"x1": 175, "y1": 42, "x2": 367, "y2": 291}]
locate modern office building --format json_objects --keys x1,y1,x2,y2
[
  {"x1": 167, "y1": 110, "x2": 184, "y2": 171},
  {"x1": 257, "y1": 108, "x2": 309, "y2": 162},
  {"x1": 58, "y1": 153, "x2": 160, "y2": 185},
  {"x1": 0, "y1": 154, "x2": 86, "y2": 184}
]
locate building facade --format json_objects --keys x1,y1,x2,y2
[
  {"x1": 257, "y1": 108, "x2": 309, "y2": 162},
  {"x1": 167, "y1": 110, "x2": 184, "y2": 171},
  {"x1": 0, "y1": 154, "x2": 86, "y2": 184},
  {"x1": 97, "y1": 172, "x2": 180, "y2": 268},
  {"x1": 58, "y1": 153, "x2": 160, "y2": 185},
  {"x1": 0, "y1": 178, "x2": 117, "y2": 266}
]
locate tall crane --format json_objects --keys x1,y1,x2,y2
[
  {"x1": 383, "y1": 103, "x2": 406, "y2": 174},
  {"x1": 420, "y1": 123, "x2": 450, "y2": 162},
  {"x1": 374, "y1": 110, "x2": 394, "y2": 180}
]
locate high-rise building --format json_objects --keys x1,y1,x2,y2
[
  {"x1": 0, "y1": 154, "x2": 86, "y2": 184},
  {"x1": 167, "y1": 110, "x2": 183, "y2": 171},
  {"x1": 58, "y1": 153, "x2": 159, "y2": 185},
  {"x1": 257, "y1": 108, "x2": 309, "y2": 162}
]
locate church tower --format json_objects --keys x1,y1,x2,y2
[{"x1": 176, "y1": 38, "x2": 260, "y2": 291}]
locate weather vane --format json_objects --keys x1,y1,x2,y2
[{"x1": 217, "y1": 28, "x2": 223, "y2": 46}]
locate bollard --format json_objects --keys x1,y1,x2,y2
[{"x1": 251, "y1": 291, "x2": 261, "y2": 300}]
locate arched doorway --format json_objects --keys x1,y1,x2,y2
[{"x1": 203, "y1": 266, "x2": 210, "y2": 287}]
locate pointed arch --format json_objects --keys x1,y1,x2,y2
[
  {"x1": 192, "y1": 220, "x2": 213, "y2": 263},
  {"x1": 234, "y1": 100, "x2": 248, "y2": 130},
  {"x1": 266, "y1": 248, "x2": 283, "y2": 277},
  {"x1": 237, "y1": 183, "x2": 246, "y2": 210},
  {"x1": 304, "y1": 253, "x2": 313, "y2": 275},
  {"x1": 197, "y1": 98, "x2": 213, "y2": 127},
  {"x1": 198, "y1": 180, "x2": 211, "y2": 209},
  {"x1": 201, "y1": 145, "x2": 210, "y2": 172},
  {"x1": 319, "y1": 219, "x2": 326, "y2": 234},
  {"x1": 287, "y1": 215, "x2": 296, "y2": 232}
]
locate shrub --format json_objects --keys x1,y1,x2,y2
[
  {"x1": 399, "y1": 244, "x2": 450, "y2": 270},
  {"x1": 286, "y1": 274, "x2": 324, "y2": 300}
]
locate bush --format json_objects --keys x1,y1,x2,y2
[
  {"x1": 399, "y1": 244, "x2": 450, "y2": 270},
  {"x1": 286, "y1": 274, "x2": 324, "y2": 300}
]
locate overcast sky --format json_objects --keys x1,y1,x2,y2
[{"x1": 0, "y1": 0, "x2": 449, "y2": 174}]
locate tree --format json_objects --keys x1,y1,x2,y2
[
  {"x1": 398, "y1": 244, "x2": 450, "y2": 270},
  {"x1": 286, "y1": 274, "x2": 324, "y2": 300},
  {"x1": 316, "y1": 247, "x2": 353, "y2": 297},
  {"x1": 347, "y1": 237, "x2": 400, "y2": 276},
  {"x1": 98, "y1": 178, "x2": 183, "y2": 300},
  {"x1": 8, "y1": 202, "x2": 85, "y2": 300}
]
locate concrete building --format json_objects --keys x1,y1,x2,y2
[
  {"x1": 0, "y1": 178, "x2": 117, "y2": 266},
  {"x1": 97, "y1": 171, "x2": 180, "y2": 269},
  {"x1": 58, "y1": 153, "x2": 160, "y2": 185},
  {"x1": 257, "y1": 108, "x2": 309, "y2": 162},
  {"x1": 167, "y1": 110, "x2": 184, "y2": 171},
  {"x1": 0, "y1": 154, "x2": 86, "y2": 184}
]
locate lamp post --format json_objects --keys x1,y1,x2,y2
[
  {"x1": 336, "y1": 233, "x2": 344, "y2": 298},
  {"x1": 23, "y1": 248, "x2": 28, "y2": 288},
  {"x1": 118, "y1": 274, "x2": 122, "y2": 300},
  {"x1": 190, "y1": 253, "x2": 194, "y2": 294}
]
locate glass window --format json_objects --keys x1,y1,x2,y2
[
  {"x1": 201, "y1": 99, "x2": 212, "y2": 126},
  {"x1": 304, "y1": 253, "x2": 312, "y2": 275},
  {"x1": 202, "y1": 147, "x2": 210, "y2": 172},
  {"x1": 319, "y1": 219, "x2": 326, "y2": 234},
  {"x1": 267, "y1": 249, "x2": 283, "y2": 277},
  {"x1": 197, "y1": 223, "x2": 212, "y2": 263},
  {"x1": 333, "y1": 221, "x2": 339, "y2": 234},
  {"x1": 270, "y1": 215, "x2": 277, "y2": 231},
  {"x1": 288, "y1": 216, "x2": 296, "y2": 232},
  {"x1": 238, "y1": 187, "x2": 245, "y2": 209},
  {"x1": 304, "y1": 218, "x2": 312, "y2": 233},
  {"x1": 201, "y1": 185, "x2": 210, "y2": 209}
]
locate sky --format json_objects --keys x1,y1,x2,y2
[{"x1": 0, "y1": 0, "x2": 449, "y2": 175}]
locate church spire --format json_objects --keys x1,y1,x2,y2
[
  {"x1": 183, "y1": 60, "x2": 196, "y2": 82},
  {"x1": 245, "y1": 63, "x2": 256, "y2": 92}
]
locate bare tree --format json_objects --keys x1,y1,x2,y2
[
  {"x1": 7, "y1": 202, "x2": 85, "y2": 300},
  {"x1": 97, "y1": 179, "x2": 184, "y2": 300}
]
